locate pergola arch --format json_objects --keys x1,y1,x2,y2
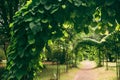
[
  {"x1": 4, "y1": 0, "x2": 95, "y2": 80},
  {"x1": 73, "y1": 39, "x2": 102, "y2": 66},
  {"x1": 74, "y1": 39, "x2": 101, "y2": 53},
  {"x1": 73, "y1": 31, "x2": 120, "y2": 68},
  {"x1": 3, "y1": 0, "x2": 120, "y2": 80}
]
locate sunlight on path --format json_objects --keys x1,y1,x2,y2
[
  {"x1": 74, "y1": 60, "x2": 97, "y2": 80},
  {"x1": 80, "y1": 60, "x2": 96, "y2": 69}
]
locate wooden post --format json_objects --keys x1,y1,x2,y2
[
  {"x1": 106, "y1": 52, "x2": 108, "y2": 70},
  {"x1": 118, "y1": 59, "x2": 120, "y2": 80},
  {"x1": 56, "y1": 59, "x2": 59, "y2": 80},
  {"x1": 98, "y1": 47, "x2": 102, "y2": 67},
  {"x1": 116, "y1": 52, "x2": 120, "y2": 80}
]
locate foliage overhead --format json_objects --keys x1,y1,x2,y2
[
  {"x1": 0, "y1": 0, "x2": 27, "y2": 56},
  {"x1": 73, "y1": 30, "x2": 120, "y2": 62},
  {"x1": 3, "y1": 0, "x2": 120, "y2": 80}
]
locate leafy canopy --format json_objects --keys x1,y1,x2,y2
[{"x1": 4, "y1": 0, "x2": 120, "y2": 80}]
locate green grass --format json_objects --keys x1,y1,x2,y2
[
  {"x1": 34, "y1": 62, "x2": 117, "y2": 80},
  {"x1": 34, "y1": 64, "x2": 67, "y2": 80},
  {"x1": 60, "y1": 68, "x2": 79, "y2": 80}
]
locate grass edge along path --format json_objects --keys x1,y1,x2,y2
[{"x1": 34, "y1": 61, "x2": 116, "y2": 80}]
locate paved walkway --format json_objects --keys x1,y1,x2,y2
[{"x1": 74, "y1": 60, "x2": 98, "y2": 80}]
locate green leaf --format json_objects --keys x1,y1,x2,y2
[
  {"x1": 32, "y1": 48, "x2": 36, "y2": 52},
  {"x1": 24, "y1": 17, "x2": 33, "y2": 22},
  {"x1": 68, "y1": 0, "x2": 73, "y2": 3},
  {"x1": 28, "y1": 35, "x2": 35, "y2": 44},
  {"x1": 39, "y1": 61, "x2": 43, "y2": 68},
  {"x1": 9, "y1": 23, "x2": 14, "y2": 28},
  {"x1": 74, "y1": 0, "x2": 82, "y2": 7},
  {"x1": 63, "y1": 31, "x2": 68, "y2": 37},
  {"x1": 29, "y1": 22, "x2": 36, "y2": 28},
  {"x1": 50, "y1": 7, "x2": 59, "y2": 14},
  {"x1": 38, "y1": 9, "x2": 44, "y2": 14},
  {"x1": 19, "y1": 51, "x2": 24, "y2": 58},
  {"x1": 105, "y1": 0, "x2": 115, "y2": 6},
  {"x1": 29, "y1": 22, "x2": 42, "y2": 35},
  {"x1": 40, "y1": 0, "x2": 47, "y2": 5},
  {"x1": 44, "y1": 4, "x2": 52, "y2": 10},
  {"x1": 84, "y1": 27, "x2": 89, "y2": 34},
  {"x1": 60, "y1": 37, "x2": 65, "y2": 41},
  {"x1": 91, "y1": 22, "x2": 97, "y2": 27},
  {"x1": 18, "y1": 64, "x2": 23, "y2": 69},
  {"x1": 16, "y1": 70, "x2": 25, "y2": 80},
  {"x1": 41, "y1": 19, "x2": 48, "y2": 23},
  {"x1": 8, "y1": 75, "x2": 15, "y2": 80},
  {"x1": 48, "y1": 40, "x2": 53, "y2": 45},
  {"x1": 95, "y1": 29, "x2": 100, "y2": 34},
  {"x1": 31, "y1": 48, "x2": 36, "y2": 56}
]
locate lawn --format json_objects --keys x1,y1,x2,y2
[
  {"x1": 34, "y1": 61, "x2": 117, "y2": 80},
  {"x1": 34, "y1": 63, "x2": 67, "y2": 80},
  {"x1": 0, "y1": 61, "x2": 117, "y2": 80}
]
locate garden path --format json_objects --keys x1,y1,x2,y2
[{"x1": 74, "y1": 60, "x2": 98, "y2": 80}]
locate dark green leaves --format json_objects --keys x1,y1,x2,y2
[
  {"x1": 41, "y1": 19, "x2": 48, "y2": 23},
  {"x1": 29, "y1": 22, "x2": 42, "y2": 35},
  {"x1": 105, "y1": 0, "x2": 115, "y2": 6},
  {"x1": 44, "y1": 3, "x2": 52, "y2": 10},
  {"x1": 74, "y1": 0, "x2": 82, "y2": 7},
  {"x1": 28, "y1": 34, "x2": 35, "y2": 45},
  {"x1": 5, "y1": 0, "x2": 120, "y2": 80},
  {"x1": 24, "y1": 17, "x2": 33, "y2": 22},
  {"x1": 84, "y1": 27, "x2": 89, "y2": 34},
  {"x1": 16, "y1": 70, "x2": 25, "y2": 80},
  {"x1": 40, "y1": 0, "x2": 47, "y2": 5},
  {"x1": 38, "y1": 9, "x2": 44, "y2": 14},
  {"x1": 50, "y1": 7, "x2": 59, "y2": 14}
]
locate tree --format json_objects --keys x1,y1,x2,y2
[
  {"x1": 101, "y1": 31, "x2": 120, "y2": 79},
  {"x1": 0, "y1": 0, "x2": 27, "y2": 57},
  {"x1": 2, "y1": 0, "x2": 120, "y2": 80}
]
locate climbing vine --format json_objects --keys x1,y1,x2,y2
[
  {"x1": 3, "y1": 0, "x2": 95, "y2": 79},
  {"x1": 3, "y1": 0, "x2": 120, "y2": 80}
]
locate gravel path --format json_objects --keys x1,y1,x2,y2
[{"x1": 74, "y1": 60, "x2": 98, "y2": 80}]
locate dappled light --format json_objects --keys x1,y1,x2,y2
[{"x1": 0, "y1": 0, "x2": 120, "y2": 80}]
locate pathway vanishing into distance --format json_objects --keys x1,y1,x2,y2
[{"x1": 74, "y1": 60, "x2": 98, "y2": 80}]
